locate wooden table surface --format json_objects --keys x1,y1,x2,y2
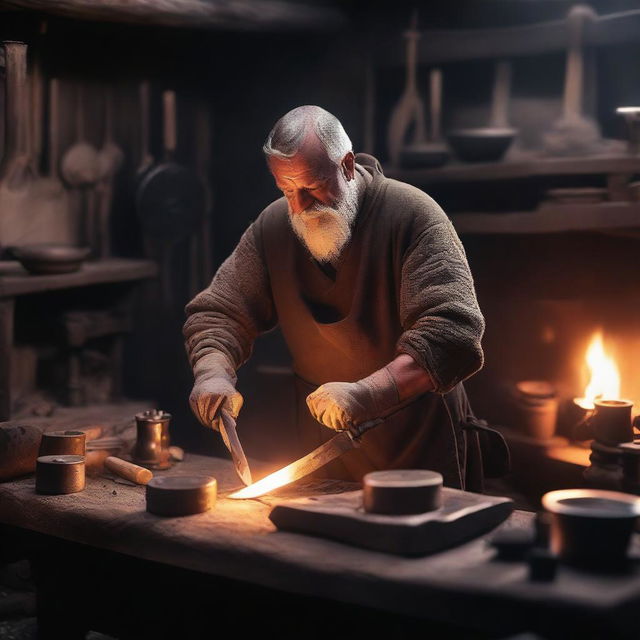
[{"x1": 0, "y1": 453, "x2": 639, "y2": 637}]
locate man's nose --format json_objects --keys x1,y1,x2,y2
[{"x1": 289, "y1": 190, "x2": 314, "y2": 215}]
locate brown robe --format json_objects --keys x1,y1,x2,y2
[{"x1": 184, "y1": 154, "x2": 485, "y2": 488}]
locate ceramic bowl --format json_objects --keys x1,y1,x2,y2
[
  {"x1": 447, "y1": 127, "x2": 516, "y2": 162},
  {"x1": 12, "y1": 244, "x2": 91, "y2": 275},
  {"x1": 399, "y1": 142, "x2": 450, "y2": 169},
  {"x1": 543, "y1": 489, "x2": 640, "y2": 571}
]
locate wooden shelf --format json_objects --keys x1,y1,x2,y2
[
  {"x1": 451, "y1": 202, "x2": 640, "y2": 235},
  {"x1": 0, "y1": 258, "x2": 157, "y2": 297},
  {"x1": 377, "y1": 8, "x2": 640, "y2": 66},
  {"x1": 0, "y1": 0, "x2": 345, "y2": 33},
  {"x1": 385, "y1": 154, "x2": 640, "y2": 186}
]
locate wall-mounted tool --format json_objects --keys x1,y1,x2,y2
[
  {"x1": 95, "y1": 85, "x2": 124, "y2": 258},
  {"x1": 135, "y1": 89, "x2": 205, "y2": 306},
  {"x1": 387, "y1": 11, "x2": 426, "y2": 166},
  {"x1": 60, "y1": 83, "x2": 100, "y2": 253}
]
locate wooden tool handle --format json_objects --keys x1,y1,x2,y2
[
  {"x1": 48, "y1": 77, "x2": 60, "y2": 176},
  {"x1": 2, "y1": 42, "x2": 28, "y2": 162},
  {"x1": 563, "y1": 6, "x2": 596, "y2": 119},
  {"x1": 105, "y1": 456, "x2": 153, "y2": 485},
  {"x1": 490, "y1": 60, "x2": 511, "y2": 128},
  {"x1": 139, "y1": 80, "x2": 151, "y2": 165},
  {"x1": 429, "y1": 67, "x2": 443, "y2": 141},
  {"x1": 162, "y1": 89, "x2": 177, "y2": 158}
]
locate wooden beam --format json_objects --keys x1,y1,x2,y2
[
  {"x1": 0, "y1": 0, "x2": 345, "y2": 32},
  {"x1": 377, "y1": 9, "x2": 640, "y2": 67}
]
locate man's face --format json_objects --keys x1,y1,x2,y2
[{"x1": 268, "y1": 136, "x2": 359, "y2": 263}]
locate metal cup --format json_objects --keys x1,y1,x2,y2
[
  {"x1": 132, "y1": 410, "x2": 172, "y2": 470},
  {"x1": 587, "y1": 399, "x2": 634, "y2": 445}
]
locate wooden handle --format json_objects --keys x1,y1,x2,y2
[
  {"x1": 105, "y1": 456, "x2": 153, "y2": 485},
  {"x1": 404, "y1": 11, "x2": 420, "y2": 92},
  {"x1": 162, "y1": 89, "x2": 177, "y2": 157},
  {"x1": 48, "y1": 77, "x2": 60, "y2": 177},
  {"x1": 429, "y1": 68, "x2": 443, "y2": 141},
  {"x1": 563, "y1": 6, "x2": 596, "y2": 119},
  {"x1": 490, "y1": 60, "x2": 511, "y2": 128},
  {"x1": 2, "y1": 42, "x2": 28, "y2": 162},
  {"x1": 139, "y1": 80, "x2": 151, "y2": 165}
]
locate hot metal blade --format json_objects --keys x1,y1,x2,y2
[
  {"x1": 219, "y1": 409, "x2": 252, "y2": 486},
  {"x1": 228, "y1": 430, "x2": 356, "y2": 499}
]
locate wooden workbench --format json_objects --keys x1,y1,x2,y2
[{"x1": 0, "y1": 454, "x2": 639, "y2": 639}]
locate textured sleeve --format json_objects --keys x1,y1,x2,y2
[
  {"x1": 183, "y1": 221, "x2": 277, "y2": 372},
  {"x1": 396, "y1": 214, "x2": 485, "y2": 394}
]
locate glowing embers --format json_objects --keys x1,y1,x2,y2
[{"x1": 574, "y1": 330, "x2": 621, "y2": 410}]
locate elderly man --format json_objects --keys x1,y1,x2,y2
[{"x1": 184, "y1": 105, "x2": 489, "y2": 488}]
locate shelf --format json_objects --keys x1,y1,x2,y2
[
  {"x1": 0, "y1": 258, "x2": 157, "y2": 297},
  {"x1": 451, "y1": 202, "x2": 640, "y2": 235},
  {"x1": 376, "y1": 8, "x2": 640, "y2": 66},
  {"x1": 0, "y1": 0, "x2": 345, "y2": 33},
  {"x1": 385, "y1": 154, "x2": 640, "y2": 186}
]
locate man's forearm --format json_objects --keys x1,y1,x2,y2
[{"x1": 386, "y1": 353, "x2": 434, "y2": 401}]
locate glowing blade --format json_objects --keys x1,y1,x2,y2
[{"x1": 228, "y1": 431, "x2": 355, "y2": 499}]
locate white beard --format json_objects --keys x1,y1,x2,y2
[{"x1": 289, "y1": 177, "x2": 360, "y2": 264}]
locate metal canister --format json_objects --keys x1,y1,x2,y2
[
  {"x1": 39, "y1": 430, "x2": 86, "y2": 457},
  {"x1": 36, "y1": 455, "x2": 85, "y2": 494},
  {"x1": 132, "y1": 410, "x2": 172, "y2": 470}
]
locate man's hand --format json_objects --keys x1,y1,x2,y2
[
  {"x1": 306, "y1": 367, "x2": 399, "y2": 431},
  {"x1": 189, "y1": 353, "x2": 243, "y2": 431},
  {"x1": 189, "y1": 375, "x2": 243, "y2": 431},
  {"x1": 306, "y1": 355, "x2": 435, "y2": 431}
]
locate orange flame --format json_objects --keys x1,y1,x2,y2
[{"x1": 575, "y1": 331, "x2": 621, "y2": 410}]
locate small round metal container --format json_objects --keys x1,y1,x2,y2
[
  {"x1": 133, "y1": 410, "x2": 172, "y2": 470},
  {"x1": 363, "y1": 469, "x2": 443, "y2": 515},
  {"x1": 39, "y1": 430, "x2": 86, "y2": 457},
  {"x1": 543, "y1": 488, "x2": 640, "y2": 571},
  {"x1": 146, "y1": 475, "x2": 217, "y2": 517},
  {"x1": 36, "y1": 455, "x2": 85, "y2": 495}
]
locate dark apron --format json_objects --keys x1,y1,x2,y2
[{"x1": 260, "y1": 156, "x2": 500, "y2": 490}]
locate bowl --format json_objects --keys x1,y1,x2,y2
[
  {"x1": 446, "y1": 127, "x2": 516, "y2": 163},
  {"x1": 12, "y1": 244, "x2": 91, "y2": 275},
  {"x1": 399, "y1": 142, "x2": 450, "y2": 169},
  {"x1": 542, "y1": 489, "x2": 640, "y2": 571}
]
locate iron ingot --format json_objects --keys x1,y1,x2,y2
[
  {"x1": 133, "y1": 410, "x2": 172, "y2": 470},
  {"x1": 146, "y1": 475, "x2": 217, "y2": 517},
  {"x1": 36, "y1": 455, "x2": 85, "y2": 494},
  {"x1": 39, "y1": 430, "x2": 86, "y2": 457},
  {"x1": 363, "y1": 469, "x2": 443, "y2": 515}
]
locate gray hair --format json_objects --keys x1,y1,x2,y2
[{"x1": 263, "y1": 105, "x2": 352, "y2": 164}]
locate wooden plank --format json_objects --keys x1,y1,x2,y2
[
  {"x1": 0, "y1": 258, "x2": 157, "y2": 297},
  {"x1": 0, "y1": 0, "x2": 345, "y2": 32},
  {"x1": 385, "y1": 155, "x2": 640, "y2": 185},
  {"x1": 376, "y1": 9, "x2": 640, "y2": 67},
  {"x1": 451, "y1": 203, "x2": 640, "y2": 235}
]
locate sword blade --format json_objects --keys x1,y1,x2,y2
[
  {"x1": 228, "y1": 431, "x2": 356, "y2": 499},
  {"x1": 219, "y1": 409, "x2": 252, "y2": 486}
]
